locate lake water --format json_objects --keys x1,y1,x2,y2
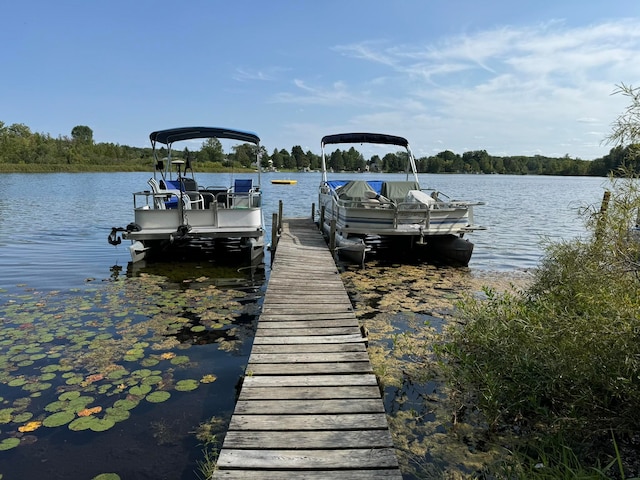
[
  {"x1": 0, "y1": 171, "x2": 609, "y2": 292},
  {"x1": 0, "y1": 172, "x2": 610, "y2": 479}
]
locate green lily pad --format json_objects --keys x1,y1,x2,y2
[
  {"x1": 89, "y1": 417, "x2": 115, "y2": 432},
  {"x1": 170, "y1": 355, "x2": 190, "y2": 366},
  {"x1": 190, "y1": 325, "x2": 206, "y2": 333},
  {"x1": 59, "y1": 391, "x2": 81, "y2": 401},
  {"x1": 0, "y1": 408, "x2": 15, "y2": 424},
  {"x1": 68, "y1": 417, "x2": 95, "y2": 431},
  {"x1": 0, "y1": 438, "x2": 20, "y2": 451},
  {"x1": 43, "y1": 411, "x2": 75, "y2": 427},
  {"x1": 129, "y1": 385, "x2": 152, "y2": 396},
  {"x1": 139, "y1": 357, "x2": 159, "y2": 367},
  {"x1": 104, "y1": 407, "x2": 130, "y2": 423},
  {"x1": 141, "y1": 375, "x2": 162, "y2": 386},
  {"x1": 12, "y1": 412, "x2": 33, "y2": 423},
  {"x1": 92, "y1": 473, "x2": 121, "y2": 480},
  {"x1": 41, "y1": 364, "x2": 60, "y2": 373},
  {"x1": 146, "y1": 391, "x2": 171, "y2": 403},
  {"x1": 113, "y1": 399, "x2": 138, "y2": 410},
  {"x1": 175, "y1": 379, "x2": 199, "y2": 392},
  {"x1": 106, "y1": 369, "x2": 127, "y2": 380},
  {"x1": 8, "y1": 378, "x2": 27, "y2": 387},
  {"x1": 22, "y1": 382, "x2": 51, "y2": 392},
  {"x1": 131, "y1": 369, "x2": 152, "y2": 378}
]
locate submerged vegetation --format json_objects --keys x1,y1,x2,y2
[{"x1": 340, "y1": 170, "x2": 640, "y2": 478}]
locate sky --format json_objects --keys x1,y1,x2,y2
[{"x1": 3, "y1": 0, "x2": 640, "y2": 160}]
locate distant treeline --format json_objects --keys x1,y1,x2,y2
[{"x1": 0, "y1": 121, "x2": 637, "y2": 176}]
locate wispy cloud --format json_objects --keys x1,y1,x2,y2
[
  {"x1": 277, "y1": 18, "x2": 640, "y2": 158},
  {"x1": 233, "y1": 66, "x2": 287, "y2": 82}
]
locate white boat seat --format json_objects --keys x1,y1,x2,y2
[
  {"x1": 182, "y1": 192, "x2": 205, "y2": 209},
  {"x1": 147, "y1": 178, "x2": 166, "y2": 210}
]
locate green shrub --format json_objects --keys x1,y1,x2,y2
[{"x1": 438, "y1": 172, "x2": 640, "y2": 467}]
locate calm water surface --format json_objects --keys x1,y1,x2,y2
[
  {"x1": 0, "y1": 172, "x2": 608, "y2": 291},
  {"x1": 0, "y1": 172, "x2": 609, "y2": 479}
]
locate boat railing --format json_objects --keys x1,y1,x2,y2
[
  {"x1": 227, "y1": 189, "x2": 261, "y2": 209},
  {"x1": 132, "y1": 190, "x2": 209, "y2": 210}
]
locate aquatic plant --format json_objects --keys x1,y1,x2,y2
[{"x1": 0, "y1": 268, "x2": 257, "y2": 454}]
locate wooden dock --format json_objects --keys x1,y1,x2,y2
[{"x1": 214, "y1": 217, "x2": 402, "y2": 479}]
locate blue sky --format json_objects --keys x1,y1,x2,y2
[{"x1": 3, "y1": 1, "x2": 640, "y2": 160}]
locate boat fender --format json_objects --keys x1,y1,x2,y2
[
  {"x1": 108, "y1": 227, "x2": 123, "y2": 246},
  {"x1": 177, "y1": 224, "x2": 191, "y2": 236}
]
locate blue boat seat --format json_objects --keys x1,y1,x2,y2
[
  {"x1": 233, "y1": 179, "x2": 253, "y2": 208},
  {"x1": 234, "y1": 179, "x2": 253, "y2": 193}
]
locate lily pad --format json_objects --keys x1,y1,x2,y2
[
  {"x1": 146, "y1": 391, "x2": 171, "y2": 403},
  {"x1": 43, "y1": 411, "x2": 76, "y2": 427},
  {"x1": 175, "y1": 379, "x2": 199, "y2": 392},
  {"x1": 170, "y1": 355, "x2": 190, "y2": 366},
  {"x1": 0, "y1": 438, "x2": 20, "y2": 451},
  {"x1": 129, "y1": 385, "x2": 152, "y2": 396},
  {"x1": 104, "y1": 407, "x2": 130, "y2": 423},
  {"x1": 141, "y1": 375, "x2": 162, "y2": 386},
  {"x1": 92, "y1": 474, "x2": 121, "y2": 480},
  {"x1": 113, "y1": 399, "x2": 138, "y2": 410},
  {"x1": 22, "y1": 381, "x2": 52, "y2": 392},
  {"x1": 12, "y1": 411, "x2": 34, "y2": 423},
  {"x1": 8, "y1": 378, "x2": 27, "y2": 387},
  {"x1": 140, "y1": 357, "x2": 159, "y2": 367},
  {"x1": 0, "y1": 408, "x2": 15, "y2": 424},
  {"x1": 59, "y1": 391, "x2": 81, "y2": 401},
  {"x1": 89, "y1": 417, "x2": 115, "y2": 432},
  {"x1": 68, "y1": 417, "x2": 95, "y2": 431}
]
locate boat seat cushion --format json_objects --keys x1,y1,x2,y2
[
  {"x1": 381, "y1": 181, "x2": 420, "y2": 204},
  {"x1": 234, "y1": 179, "x2": 253, "y2": 193}
]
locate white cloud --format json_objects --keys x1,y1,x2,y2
[{"x1": 274, "y1": 18, "x2": 640, "y2": 159}]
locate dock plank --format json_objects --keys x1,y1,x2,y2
[
  {"x1": 213, "y1": 217, "x2": 401, "y2": 479},
  {"x1": 216, "y1": 448, "x2": 399, "y2": 469}
]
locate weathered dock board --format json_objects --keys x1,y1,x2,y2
[{"x1": 214, "y1": 217, "x2": 401, "y2": 479}]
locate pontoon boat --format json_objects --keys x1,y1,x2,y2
[
  {"x1": 318, "y1": 132, "x2": 485, "y2": 266},
  {"x1": 109, "y1": 127, "x2": 264, "y2": 264}
]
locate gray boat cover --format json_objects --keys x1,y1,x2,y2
[
  {"x1": 336, "y1": 181, "x2": 378, "y2": 201},
  {"x1": 380, "y1": 181, "x2": 420, "y2": 203}
]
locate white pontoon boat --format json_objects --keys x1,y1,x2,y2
[
  {"x1": 109, "y1": 127, "x2": 264, "y2": 263},
  {"x1": 318, "y1": 132, "x2": 485, "y2": 266}
]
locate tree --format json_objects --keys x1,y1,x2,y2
[
  {"x1": 71, "y1": 125, "x2": 93, "y2": 144},
  {"x1": 291, "y1": 145, "x2": 308, "y2": 170},
  {"x1": 199, "y1": 138, "x2": 224, "y2": 164},
  {"x1": 606, "y1": 83, "x2": 640, "y2": 147},
  {"x1": 605, "y1": 83, "x2": 640, "y2": 175}
]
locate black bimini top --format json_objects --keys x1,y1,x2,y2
[
  {"x1": 321, "y1": 133, "x2": 409, "y2": 148},
  {"x1": 150, "y1": 127, "x2": 260, "y2": 145}
]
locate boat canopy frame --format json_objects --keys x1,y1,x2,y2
[
  {"x1": 150, "y1": 126, "x2": 262, "y2": 187},
  {"x1": 150, "y1": 127, "x2": 260, "y2": 146},
  {"x1": 320, "y1": 132, "x2": 418, "y2": 185}
]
